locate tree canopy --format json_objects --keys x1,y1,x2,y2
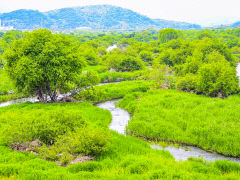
[
  {"x1": 159, "y1": 28, "x2": 183, "y2": 44},
  {"x1": 4, "y1": 29, "x2": 86, "y2": 102}
]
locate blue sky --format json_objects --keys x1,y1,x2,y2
[{"x1": 1, "y1": 0, "x2": 240, "y2": 26}]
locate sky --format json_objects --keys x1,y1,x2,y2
[{"x1": 0, "y1": 0, "x2": 240, "y2": 26}]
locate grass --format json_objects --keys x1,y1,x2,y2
[
  {"x1": 119, "y1": 89, "x2": 240, "y2": 157},
  {"x1": 74, "y1": 80, "x2": 154, "y2": 102},
  {"x1": 0, "y1": 102, "x2": 240, "y2": 179},
  {"x1": 1, "y1": 84, "x2": 240, "y2": 178}
]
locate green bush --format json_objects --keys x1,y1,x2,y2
[
  {"x1": 197, "y1": 60, "x2": 238, "y2": 97},
  {"x1": 176, "y1": 74, "x2": 198, "y2": 91},
  {"x1": 2, "y1": 110, "x2": 86, "y2": 145},
  {"x1": 139, "y1": 51, "x2": 154, "y2": 62},
  {"x1": 117, "y1": 56, "x2": 144, "y2": 72},
  {"x1": 38, "y1": 127, "x2": 111, "y2": 163}
]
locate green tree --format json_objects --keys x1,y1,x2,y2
[
  {"x1": 118, "y1": 55, "x2": 144, "y2": 72},
  {"x1": 197, "y1": 59, "x2": 238, "y2": 97},
  {"x1": 4, "y1": 29, "x2": 86, "y2": 102},
  {"x1": 159, "y1": 28, "x2": 183, "y2": 44},
  {"x1": 197, "y1": 30, "x2": 214, "y2": 40},
  {"x1": 139, "y1": 50, "x2": 154, "y2": 62},
  {"x1": 2, "y1": 30, "x2": 24, "y2": 44}
]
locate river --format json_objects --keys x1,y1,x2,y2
[
  {"x1": 97, "y1": 99, "x2": 240, "y2": 163},
  {"x1": 1, "y1": 65, "x2": 240, "y2": 163}
]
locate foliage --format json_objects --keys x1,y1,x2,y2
[
  {"x1": 197, "y1": 60, "x2": 238, "y2": 96},
  {"x1": 118, "y1": 56, "x2": 144, "y2": 72},
  {"x1": 176, "y1": 74, "x2": 198, "y2": 91},
  {"x1": 38, "y1": 127, "x2": 111, "y2": 164},
  {"x1": 3, "y1": 29, "x2": 86, "y2": 102},
  {"x1": 103, "y1": 48, "x2": 144, "y2": 72},
  {"x1": 139, "y1": 50, "x2": 154, "y2": 62},
  {"x1": 159, "y1": 28, "x2": 183, "y2": 44},
  {"x1": 142, "y1": 64, "x2": 176, "y2": 89},
  {"x1": 156, "y1": 38, "x2": 238, "y2": 96},
  {"x1": 71, "y1": 70, "x2": 100, "y2": 95},
  {"x1": 0, "y1": 102, "x2": 112, "y2": 165},
  {"x1": 2, "y1": 31, "x2": 24, "y2": 44}
]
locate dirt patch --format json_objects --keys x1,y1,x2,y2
[
  {"x1": 10, "y1": 139, "x2": 42, "y2": 152},
  {"x1": 70, "y1": 156, "x2": 94, "y2": 165},
  {"x1": 55, "y1": 156, "x2": 94, "y2": 166}
]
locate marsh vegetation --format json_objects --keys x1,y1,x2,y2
[{"x1": 1, "y1": 28, "x2": 240, "y2": 179}]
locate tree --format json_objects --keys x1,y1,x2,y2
[
  {"x1": 197, "y1": 59, "x2": 238, "y2": 97},
  {"x1": 118, "y1": 55, "x2": 144, "y2": 72},
  {"x1": 197, "y1": 30, "x2": 214, "y2": 40},
  {"x1": 4, "y1": 29, "x2": 86, "y2": 102},
  {"x1": 159, "y1": 28, "x2": 183, "y2": 44},
  {"x1": 139, "y1": 50, "x2": 154, "y2": 62},
  {"x1": 2, "y1": 30, "x2": 24, "y2": 44}
]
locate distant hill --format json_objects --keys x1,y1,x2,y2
[
  {"x1": 0, "y1": 5, "x2": 201, "y2": 30},
  {"x1": 231, "y1": 21, "x2": 240, "y2": 28}
]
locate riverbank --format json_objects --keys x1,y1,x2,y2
[{"x1": 119, "y1": 89, "x2": 240, "y2": 158}]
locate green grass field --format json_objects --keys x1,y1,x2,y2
[
  {"x1": 1, "y1": 102, "x2": 240, "y2": 179},
  {"x1": 119, "y1": 89, "x2": 240, "y2": 157}
]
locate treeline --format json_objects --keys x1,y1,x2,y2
[{"x1": 1, "y1": 27, "x2": 240, "y2": 99}]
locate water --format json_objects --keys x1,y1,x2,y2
[
  {"x1": 0, "y1": 83, "x2": 117, "y2": 108},
  {"x1": 237, "y1": 63, "x2": 240, "y2": 83},
  {"x1": 97, "y1": 100, "x2": 130, "y2": 135},
  {"x1": 0, "y1": 93, "x2": 71, "y2": 108},
  {"x1": 1, "y1": 65, "x2": 240, "y2": 163},
  {"x1": 97, "y1": 100, "x2": 240, "y2": 163},
  {"x1": 151, "y1": 144, "x2": 240, "y2": 163},
  {"x1": 106, "y1": 44, "x2": 117, "y2": 52},
  {"x1": 0, "y1": 97, "x2": 38, "y2": 108}
]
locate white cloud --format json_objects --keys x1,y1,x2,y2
[{"x1": 0, "y1": 0, "x2": 240, "y2": 26}]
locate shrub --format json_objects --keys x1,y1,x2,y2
[
  {"x1": 139, "y1": 51, "x2": 154, "y2": 62},
  {"x1": 2, "y1": 110, "x2": 86, "y2": 145},
  {"x1": 38, "y1": 127, "x2": 111, "y2": 162},
  {"x1": 117, "y1": 56, "x2": 144, "y2": 72},
  {"x1": 176, "y1": 74, "x2": 198, "y2": 91},
  {"x1": 197, "y1": 60, "x2": 238, "y2": 97}
]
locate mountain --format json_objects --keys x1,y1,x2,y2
[
  {"x1": 0, "y1": 5, "x2": 201, "y2": 30},
  {"x1": 231, "y1": 21, "x2": 240, "y2": 28}
]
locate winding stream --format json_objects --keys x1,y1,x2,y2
[
  {"x1": 97, "y1": 100, "x2": 240, "y2": 163},
  {"x1": 1, "y1": 64, "x2": 240, "y2": 163}
]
